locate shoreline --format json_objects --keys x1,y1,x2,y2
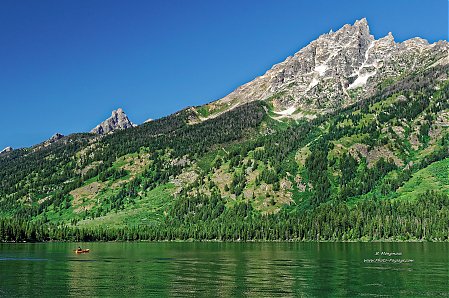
[{"x1": 1, "y1": 239, "x2": 446, "y2": 244}]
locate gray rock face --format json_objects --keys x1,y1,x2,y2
[
  {"x1": 206, "y1": 18, "x2": 449, "y2": 116},
  {"x1": 0, "y1": 146, "x2": 13, "y2": 154},
  {"x1": 48, "y1": 133, "x2": 64, "y2": 143},
  {"x1": 91, "y1": 108, "x2": 135, "y2": 135}
]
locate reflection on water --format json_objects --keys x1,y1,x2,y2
[{"x1": 0, "y1": 242, "x2": 448, "y2": 297}]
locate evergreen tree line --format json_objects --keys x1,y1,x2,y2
[{"x1": 1, "y1": 191, "x2": 448, "y2": 242}]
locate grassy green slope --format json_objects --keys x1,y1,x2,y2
[{"x1": 396, "y1": 158, "x2": 449, "y2": 201}]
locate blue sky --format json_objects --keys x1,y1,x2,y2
[{"x1": 0, "y1": 0, "x2": 447, "y2": 149}]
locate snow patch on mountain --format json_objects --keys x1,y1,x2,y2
[
  {"x1": 348, "y1": 71, "x2": 377, "y2": 90},
  {"x1": 275, "y1": 106, "x2": 297, "y2": 116},
  {"x1": 314, "y1": 64, "x2": 328, "y2": 76}
]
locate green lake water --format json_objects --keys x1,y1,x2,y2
[{"x1": 0, "y1": 242, "x2": 448, "y2": 297}]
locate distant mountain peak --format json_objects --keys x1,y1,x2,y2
[{"x1": 91, "y1": 108, "x2": 135, "y2": 135}]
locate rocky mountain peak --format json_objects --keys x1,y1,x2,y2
[
  {"x1": 202, "y1": 18, "x2": 448, "y2": 118},
  {"x1": 346, "y1": 17, "x2": 370, "y2": 36},
  {"x1": 91, "y1": 108, "x2": 135, "y2": 135},
  {"x1": 354, "y1": 17, "x2": 368, "y2": 26}
]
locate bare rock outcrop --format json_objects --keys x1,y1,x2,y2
[
  {"x1": 91, "y1": 108, "x2": 135, "y2": 135},
  {"x1": 0, "y1": 146, "x2": 13, "y2": 154}
]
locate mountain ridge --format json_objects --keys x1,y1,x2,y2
[
  {"x1": 0, "y1": 18, "x2": 448, "y2": 242},
  {"x1": 197, "y1": 18, "x2": 448, "y2": 120}
]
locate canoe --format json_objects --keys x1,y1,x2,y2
[{"x1": 74, "y1": 249, "x2": 90, "y2": 253}]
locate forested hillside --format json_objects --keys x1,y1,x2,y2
[{"x1": 1, "y1": 62, "x2": 448, "y2": 242}]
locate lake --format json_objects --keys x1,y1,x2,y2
[{"x1": 0, "y1": 242, "x2": 448, "y2": 297}]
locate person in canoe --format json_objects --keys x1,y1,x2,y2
[{"x1": 74, "y1": 247, "x2": 90, "y2": 253}]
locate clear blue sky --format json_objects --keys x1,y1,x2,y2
[{"x1": 0, "y1": 0, "x2": 447, "y2": 149}]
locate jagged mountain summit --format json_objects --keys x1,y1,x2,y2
[
  {"x1": 0, "y1": 146, "x2": 13, "y2": 154},
  {"x1": 203, "y1": 18, "x2": 448, "y2": 118},
  {"x1": 91, "y1": 108, "x2": 136, "y2": 135}
]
